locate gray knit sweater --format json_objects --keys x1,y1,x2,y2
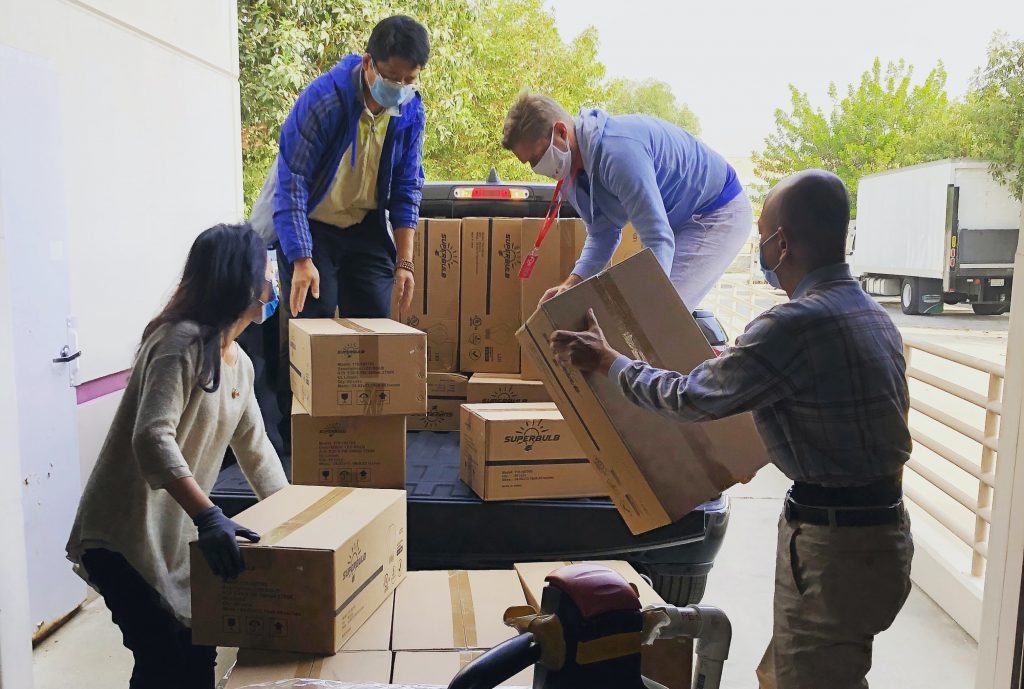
[{"x1": 66, "y1": 321, "x2": 288, "y2": 623}]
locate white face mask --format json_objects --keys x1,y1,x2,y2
[{"x1": 532, "y1": 127, "x2": 572, "y2": 180}]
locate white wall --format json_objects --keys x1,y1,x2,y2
[{"x1": 0, "y1": 0, "x2": 244, "y2": 384}]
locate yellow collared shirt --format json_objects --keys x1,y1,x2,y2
[{"x1": 309, "y1": 107, "x2": 391, "y2": 229}]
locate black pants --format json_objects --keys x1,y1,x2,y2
[
  {"x1": 276, "y1": 215, "x2": 397, "y2": 438},
  {"x1": 82, "y1": 549, "x2": 216, "y2": 689}
]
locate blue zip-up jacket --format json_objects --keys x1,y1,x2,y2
[
  {"x1": 273, "y1": 54, "x2": 426, "y2": 263},
  {"x1": 570, "y1": 108, "x2": 741, "y2": 279}
]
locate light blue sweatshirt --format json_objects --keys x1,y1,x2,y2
[{"x1": 569, "y1": 108, "x2": 740, "y2": 279}]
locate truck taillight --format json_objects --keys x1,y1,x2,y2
[{"x1": 453, "y1": 187, "x2": 530, "y2": 200}]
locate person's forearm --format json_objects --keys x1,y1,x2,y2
[
  {"x1": 563, "y1": 273, "x2": 584, "y2": 288},
  {"x1": 164, "y1": 475, "x2": 214, "y2": 519},
  {"x1": 395, "y1": 227, "x2": 415, "y2": 263}
]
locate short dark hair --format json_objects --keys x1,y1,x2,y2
[
  {"x1": 778, "y1": 172, "x2": 850, "y2": 263},
  {"x1": 367, "y1": 15, "x2": 430, "y2": 68}
]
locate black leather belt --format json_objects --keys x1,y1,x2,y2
[{"x1": 786, "y1": 475, "x2": 904, "y2": 527}]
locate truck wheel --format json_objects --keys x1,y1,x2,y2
[
  {"x1": 972, "y1": 303, "x2": 1009, "y2": 316},
  {"x1": 901, "y1": 278, "x2": 922, "y2": 315},
  {"x1": 649, "y1": 572, "x2": 708, "y2": 606}
]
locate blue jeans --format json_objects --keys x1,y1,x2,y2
[{"x1": 82, "y1": 549, "x2": 216, "y2": 689}]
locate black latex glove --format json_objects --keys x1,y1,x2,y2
[{"x1": 193, "y1": 505, "x2": 260, "y2": 581}]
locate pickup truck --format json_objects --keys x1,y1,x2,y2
[{"x1": 213, "y1": 176, "x2": 731, "y2": 605}]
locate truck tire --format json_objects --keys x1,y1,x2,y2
[
  {"x1": 901, "y1": 278, "x2": 922, "y2": 315},
  {"x1": 972, "y1": 303, "x2": 1009, "y2": 316},
  {"x1": 649, "y1": 572, "x2": 708, "y2": 606}
]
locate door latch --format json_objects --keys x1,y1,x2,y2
[{"x1": 52, "y1": 345, "x2": 81, "y2": 364}]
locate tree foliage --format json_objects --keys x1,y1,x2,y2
[
  {"x1": 237, "y1": 0, "x2": 611, "y2": 210},
  {"x1": 604, "y1": 78, "x2": 700, "y2": 134},
  {"x1": 969, "y1": 34, "x2": 1024, "y2": 201},
  {"x1": 752, "y1": 59, "x2": 979, "y2": 212}
]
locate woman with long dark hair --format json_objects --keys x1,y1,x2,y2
[{"x1": 66, "y1": 223, "x2": 289, "y2": 689}]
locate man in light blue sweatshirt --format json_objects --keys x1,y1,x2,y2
[{"x1": 502, "y1": 92, "x2": 752, "y2": 310}]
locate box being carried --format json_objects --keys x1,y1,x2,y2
[
  {"x1": 392, "y1": 218, "x2": 462, "y2": 372},
  {"x1": 289, "y1": 318, "x2": 426, "y2": 417},
  {"x1": 191, "y1": 486, "x2": 406, "y2": 654},
  {"x1": 467, "y1": 373, "x2": 551, "y2": 404},
  {"x1": 517, "y1": 250, "x2": 769, "y2": 534},
  {"x1": 460, "y1": 402, "x2": 606, "y2": 501},
  {"x1": 408, "y1": 372, "x2": 468, "y2": 432},
  {"x1": 460, "y1": 218, "x2": 523, "y2": 373},
  {"x1": 291, "y1": 397, "x2": 406, "y2": 488}
]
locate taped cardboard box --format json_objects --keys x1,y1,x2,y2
[
  {"x1": 610, "y1": 223, "x2": 644, "y2": 265},
  {"x1": 225, "y1": 650, "x2": 392, "y2": 687},
  {"x1": 393, "y1": 652, "x2": 534, "y2": 687},
  {"x1": 513, "y1": 560, "x2": 692, "y2": 689},
  {"x1": 460, "y1": 403, "x2": 606, "y2": 501},
  {"x1": 289, "y1": 318, "x2": 427, "y2": 417},
  {"x1": 408, "y1": 372, "x2": 468, "y2": 432},
  {"x1": 291, "y1": 397, "x2": 406, "y2": 488},
  {"x1": 191, "y1": 486, "x2": 407, "y2": 654},
  {"x1": 517, "y1": 250, "x2": 769, "y2": 534},
  {"x1": 466, "y1": 373, "x2": 551, "y2": 404},
  {"x1": 392, "y1": 218, "x2": 462, "y2": 372},
  {"x1": 460, "y1": 218, "x2": 522, "y2": 373},
  {"x1": 521, "y1": 218, "x2": 588, "y2": 380},
  {"x1": 392, "y1": 569, "x2": 526, "y2": 651}
]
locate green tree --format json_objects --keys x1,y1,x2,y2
[
  {"x1": 604, "y1": 78, "x2": 700, "y2": 134},
  {"x1": 969, "y1": 34, "x2": 1024, "y2": 200},
  {"x1": 753, "y1": 59, "x2": 979, "y2": 212}
]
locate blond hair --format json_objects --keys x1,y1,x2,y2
[{"x1": 502, "y1": 91, "x2": 571, "y2": 150}]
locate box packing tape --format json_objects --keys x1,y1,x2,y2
[
  {"x1": 262, "y1": 488, "x2": 354, "y2": 546},
  {"x1": 448, "y1": 570, "x2": 478, "y2": 648}
]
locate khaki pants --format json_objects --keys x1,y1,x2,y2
[{"x1": 756, "y1": 511, "x2": 914, "y2": 689}]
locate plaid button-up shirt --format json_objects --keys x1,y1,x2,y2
[{"x1": 609, "y1": 263, "x2": 912, "y2": 486}]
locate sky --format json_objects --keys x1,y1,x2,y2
[{"x1": 545, "y1": 0, "x2": 1023, "y2": 161}]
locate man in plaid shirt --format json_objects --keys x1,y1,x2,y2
[{"x1": 551, "y1": 169, "x2": 914, "y2": 689}]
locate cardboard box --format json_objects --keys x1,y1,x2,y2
[
  {"x1": 460, "y1": 218, "x2": 523, "y2": 373},
  {"x1": 393, "y1": 652, "x2": 534, "y2": 687},
  {"x1": 291, "y1": 397, "x2": 406, "y2": 488},
  {"x1": 392, "y1": 218, "x2": 462, "y2": 372},
  {"x1": 191, "y1": 486, "x2": 407, "y2": 654},
  {"x1": 517, "y1": 250, "x2": 769, "y2": 534},
  {"x1": 460, "y1": 403, "x2": 606, "y2": 501},
  {"x1": 611, "y1": 223, "x2": 644, "y2": 265},
  {"x1": 289, "y1": 318, "x2": 427, "y2": 417},
  {"x1": 514, "y1": 560, "x2": 692, "y2": 689},
  {"x1": 392, "y1": 570, "x2": 526, "y2": 650},
  {"x1": 225, "y1": 650, "x2": 392, "y2": 687},
  {"x1": 408, "y1": 372, "x2": 468, "y2": 432},
  {"x1": 521, "y1": 218, "x2": 588, "y2": 380},
  {"x1": 467, "y1": 373, "x2": 551, "y2": 404}
]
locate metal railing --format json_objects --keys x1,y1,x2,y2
[{"x1": 703, "y1": 276, "x2": 1005, "y2": 579}]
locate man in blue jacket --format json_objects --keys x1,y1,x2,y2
[
  {"x1": 262, "y1": 14, "x2": 428, "y2": 320},
  {"x1": 502, "y1": 92, "x2": 752, "y2": 311},
  {"x1": 252, "y1": 15, "x2": 427, "y2": 440}
]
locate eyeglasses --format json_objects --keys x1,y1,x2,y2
[{"x1": 371, "y1": 60, "x2": 420, "y2": 89}]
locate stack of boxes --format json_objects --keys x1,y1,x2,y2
[{"x1": 391, "y1": 216, "x2": 617, "y2": 503}]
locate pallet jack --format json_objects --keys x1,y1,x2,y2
[{"x1": 447, "y1": 563, "x2": 731, "y2": 689}]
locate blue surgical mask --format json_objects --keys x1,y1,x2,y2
[
  {"x1": 759, "y1": 229, "x2": 785, "y2": 289},
  {"x1": 254, "y1": 279, "x2": 279, "y2": 325},
  {"x1": 369, "y1": 61, "x2": 415, "y2": 109}
]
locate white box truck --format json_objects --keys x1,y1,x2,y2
[{"x1": 851, "y1": 159, "x2": 1021, "y2": 315}]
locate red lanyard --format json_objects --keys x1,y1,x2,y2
[{"x1": 519, "y1": 173, "x2": 575, "y2": 279}]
